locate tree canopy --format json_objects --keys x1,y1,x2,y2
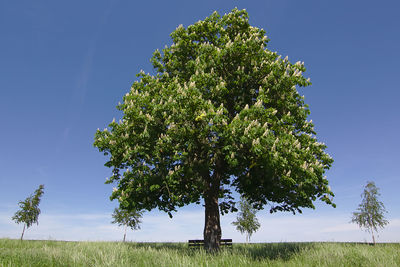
[
  {"x1": 351, "y1": 181, "x2": 388, "y2": 244},
  {"x1": 112, "y1": 207, "x2": 142, "y2": 230},
  {"x1": 94, "y1": 8, "x2": 334, "y2": 250}
]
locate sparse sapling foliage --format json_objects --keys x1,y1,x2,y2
[
  {"x1": 111, "y1": 207, "x2": 142, "y2": 242},
  {"x1": 12, "y1": 184, "x2": 45, "y2": 240},
  {"x1": 232, "y1": 197, "x2": 261, "y2": 243},
  {"x1": 351, "y1": 181, "x2": 388, "y2": 244},
  {"x1": 94, "y1": 8, "x2": 334, "y2": 251}
]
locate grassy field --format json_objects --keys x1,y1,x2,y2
[{"x1": 0, "y1": 239, "x2": 399, "y2": 267}]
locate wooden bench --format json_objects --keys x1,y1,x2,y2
[{"x1": 188, "y1": 239, "x2": 232, "y2": 248}]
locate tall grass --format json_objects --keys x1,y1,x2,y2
[{"x1": 0, "y1": 239, "x2": 399, "y2": 266}]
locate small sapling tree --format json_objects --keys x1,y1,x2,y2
[
  {"x1": 232, "y1": 197, "x2": 260, "y2": 243},
  {"x1": 94, "y1": 9, "x2": 335, "y2": 251},
  {"x1": 12, "y1": 184, "x2": 45, "y2": 240},
  {"x1": 351, "y1": 181, "x2": 388, "y2": 244},
  {"x1": 111, "y1": 207, "x2": 142, "y2": 242}
]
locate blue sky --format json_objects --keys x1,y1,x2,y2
[{"x1": 1, "y1": 0, "x2": 399, "y2": 243}]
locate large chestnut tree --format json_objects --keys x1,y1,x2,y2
[{"x1": 94, "y1": 9, "x2": 335, "y2": 251}]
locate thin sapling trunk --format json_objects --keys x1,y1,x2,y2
[
  {"x1": 20, "y1": 224, "x2": 26, "y2": 241},
  {"x1": 123, "y1": 224, "x2": 127, "y2": 242}
]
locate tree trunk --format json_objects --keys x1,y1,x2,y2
[
  {"x1": 368, "y1": 217, "x2": 375, "y2": 245},
  {"x1": 123, "y1": 224, "x2": 127, "y2": 242},
  {"x1": 20, "y1": 224, "x2": 26, "y2": 241},
  {"x1": 203, "y1": 172, "x2": 221, "y2": 252}
]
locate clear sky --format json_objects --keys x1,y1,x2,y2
[{"x1": 1, "y1": 0, "x2": 399, "y2": 243}]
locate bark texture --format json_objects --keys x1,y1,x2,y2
[{"x1": 203, "y1": 168, "x2": 222, "y2": 252}]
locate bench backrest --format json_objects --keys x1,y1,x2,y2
[{"x1": 188, "y1": 239, "x2": 232, "y2": 247}]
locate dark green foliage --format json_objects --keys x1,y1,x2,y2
[
  {"x1": 94, "y1": 8, "x2": 334, "y2": 215},
  {"x1": 351, "y1": 181, "x2": 388, "y2": 243},
  {"x1": 232, "y1": 197, "x2": 260, "y2": 242},
  {"x1": 94, "y1": 9, "x2": 335, "y2": 249}
]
